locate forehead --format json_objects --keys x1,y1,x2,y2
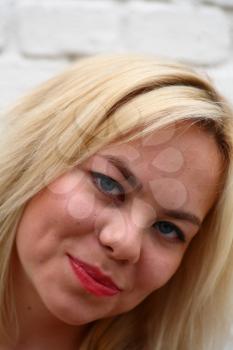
[
  {"x1": 93, "y1": 123, "x2": 222, "y2": 219},
  {"x1": 98, "y1": 123, "x2": 220, "y2": 175}
]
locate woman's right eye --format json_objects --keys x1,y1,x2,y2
[
  {"x1": 90, "y1": 171, "x2": 126, "y2": 202},
  {"x1": 153, "y1": 221, "x2": 186, "y2": 243}
]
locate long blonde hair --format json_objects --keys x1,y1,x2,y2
[{"x1": 0, "y1": 53, "x2": 233, "y2": 349}]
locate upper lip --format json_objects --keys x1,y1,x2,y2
[{"x1": 67, "y1": 254, "x2": 122, "y2": 291}]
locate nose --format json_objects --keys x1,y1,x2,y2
[{"x1": 97, "y1": 214, "x2": 144, "y2": 264}]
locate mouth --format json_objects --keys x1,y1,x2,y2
[{"x1": 67, "y1": 254, "x2": 122, "y2": 297}]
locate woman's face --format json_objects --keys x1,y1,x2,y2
[{"x1": 14, "y1": 123, "x2": 222, "y2": 326}]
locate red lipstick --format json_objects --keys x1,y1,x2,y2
[{"x1": 67, "y1": 254, "x2": 122, "y2": 297}]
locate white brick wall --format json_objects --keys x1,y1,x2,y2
[
  {"x1": 0, "y1": 0, "x2": 8, "y2": 51},
  {"x1": 0, "y1": 54, "x2": 68, "y2": 109},
  {"x1": 126, "y1": 2, "x2": 230, "y2": 64},
  {"x1": 204, "y1": 0, "x2": 233, "y2": 6},
  {"x1": 17, "y1": 1, "x2": 123, "y2": 56},
  {"x1": 0, "y1": 0, "x2": 233, "y2": 111}
]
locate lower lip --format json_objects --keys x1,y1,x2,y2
[{"x1": 68, "y1": 256, "x2": 121, "y2": 297}]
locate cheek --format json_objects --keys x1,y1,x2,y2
[
  {"x1": 116, "y1": 249, "x2": 183, "y2": 315},
  {"x1": 138, "y1": 247, "x2": 184, "y2": 293},
  {"x1": 65, "y1": 191, "x2": 96, "y2": 223},
  {"x1": 15, "y1": 210, "x2": 57, "y2": 270},
  {"x1": 15, "y1": 183, "x2": 101, "y2": 263},
  {"x1": 44, "y1": 168, "x2": 97, "y2": 227}
]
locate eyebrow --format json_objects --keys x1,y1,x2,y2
[
  {"x1": 162, "y1": 209, "x2": 202, "y2": 228},
  {"x1": 99, "y1": 154, "x2": 143, "y2": 191},
  {"x1": 99, "y1": 154, "x2": 202, "y2": 228}
]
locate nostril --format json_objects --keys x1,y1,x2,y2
[{"x1": 106, "y1": 245, "x2": 114, "y2": 252}]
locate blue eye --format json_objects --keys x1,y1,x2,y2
[
  {"x1": 91, "y1": 172, "x2": 125, "y2": 202},
  {"x1": 154, "y1": 221, "x2": 186, "y2": 243}
]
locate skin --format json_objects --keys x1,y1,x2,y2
[{"x1": 8, "y1": 122, "x2": 222, "y2": 350}]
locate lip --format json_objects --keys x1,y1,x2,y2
[{"x1": 67, "y1": 254, "x2": 122, "y2": 297}]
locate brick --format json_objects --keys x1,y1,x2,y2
[
  {"x1": 125, "y1": 2, "x2": 230, "y2": 65},
  {"x1": 203, "y1": 0, "x2": 233, "y2": 7},
  {"x1": 0, "y1": 0, "x2": 8, "y2": 52},
  {"x1": 16, "y1": 0, "x2": 122, "y2": 57},
  {"x1": 227, "y1": 12, "x2": 233, "y2": 44},
  {"x1": 206, "y1": 62, "x2": 233, "y2": 104},
  {"x1": 0, "y1": 54, "x2": 69, "y2": 111},
  {"x1": 172, "y1": 0, "x2": 202, "y2": 4}
]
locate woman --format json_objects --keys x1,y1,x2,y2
[{"x1": 0, "y1": 53, "x2": 233, "y2": 350}]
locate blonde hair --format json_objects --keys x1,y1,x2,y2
[{"x1": 0, "y1": 53, "x2": 233, "y2": 350}]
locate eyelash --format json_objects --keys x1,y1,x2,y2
[
  {"x1": 91, "y1": 171, "x2": 126, "y2": 202},
  {"x1": 90, "y1": 171, "x2": 186, "y2": 243},
  {"x1": 153, "y1": 222, "x2": 186, "y2": 243}
]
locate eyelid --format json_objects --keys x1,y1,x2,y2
[
  {"x1": 154, "y1": 221, "x2": 186, "y2": 243},
  {"x1": 91, "y1": 158, "x2": 135, "y2": 194},
  {"x1": 91, "y1": 171, "x2": 124, "y2": 189},
  {"x1": 90, "y1": 171, "x2": 126, "y2": 201}
]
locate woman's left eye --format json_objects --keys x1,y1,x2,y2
[
  {"x1": 90, "y1": 172, "x2": 126, "y2": 202},
  {"x1": 153, "y1": 221, "x2": 186, "y2": 243}
]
